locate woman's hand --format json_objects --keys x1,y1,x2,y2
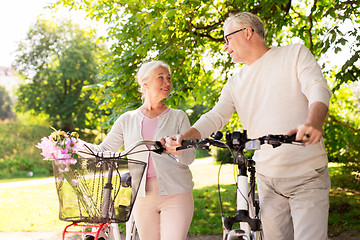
[{"x1": 161, "y1": 135, "x2": 184, "y2": 155}]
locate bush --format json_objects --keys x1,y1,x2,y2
[
  {"x1": 324, "y1": 120, "x2": 360, "y2": 173},
  {"x1": 195, "y1": 148, "x2": 211, "y2": 159},
  {"x1": 212, "y1": 147, "x2": 254, "y2": 164},
  {"x1": 0, "y1": 120, "x2": 53, "y2": 179}
]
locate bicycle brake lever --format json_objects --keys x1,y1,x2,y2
[
  {"x1": 176, "y1": 139, "x2": 202, "y2": 151},
  {"x1": 287, "y1": 134, "x2": 305, "y2": 146},
  {"x1": 150, "y1": 141, "x2": 179, "y2": 161},
  {"x1": 153, "y1": 141, "x2": 165, "y2": 154}
]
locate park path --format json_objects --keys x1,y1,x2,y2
[
  {"x1": 0, "y1": 230, "x2": 358, "y2": 240},
  {"x1": 0, "y1": 158, "x2": 214, "y2": 189},
  {"x1": 0, "y1": 177, "x2": 54, "y2": 189},
  {"x1": 0, "y1": 231, "x2": 222, "y2": 240}
]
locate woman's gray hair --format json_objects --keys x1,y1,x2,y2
[
  {"x1": 136, "y1": 60, "x2": 171, "y2": 99},
  {"x1": 224, "y1": 12, "x2": 265, "y2": 40}
]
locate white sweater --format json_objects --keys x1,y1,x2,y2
[
  {"x1": 193, "y1": 44, "x2": 332, "y2": 178},
  {"x1": 87, "y1": 108, "x2": 195, "y2": 197}
]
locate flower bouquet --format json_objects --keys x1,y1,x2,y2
[
  {"x1": 36, "y1": 129, "x2": 83, "y2": 168},
  {"x1": 36, "y1": 128, "x2": 100, "y2": 221}
]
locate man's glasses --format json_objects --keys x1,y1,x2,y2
[{"x1": 224, "y1": 27, "x2": 254, "y2": 46}]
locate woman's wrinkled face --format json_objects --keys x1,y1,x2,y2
[{"x1": 145, "y1": 66, "x2": 172, "y2": 100}]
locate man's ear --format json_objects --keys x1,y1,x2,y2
[{"x1": 245, "y1": 27, "x2": 253, "y2": 40}]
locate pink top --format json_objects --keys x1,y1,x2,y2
[{"x1": 139, "y1": 107, "x2": 170, "y2": 179}]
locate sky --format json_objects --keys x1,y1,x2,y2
[{"x1": 0, "y1": 0, "x2": 107, "y2": 68}]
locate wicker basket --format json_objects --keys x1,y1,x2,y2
[{"x1": 52, "y1": 157, "x2": 146, "y2": 223}]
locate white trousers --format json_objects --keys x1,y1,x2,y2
[
  {"x1": 132, "y1": 179, "x2": 194, "y2": 240},
  {"x1": 257, "y1": 166, "x2": 331, "y2": 240}
]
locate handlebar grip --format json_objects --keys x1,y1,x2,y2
[
  {"x1": 287, "y1": 133, "x2": 305, "y2": 145},
  {"x1": 288, "y1": 133, "x2": 296, "y2": 141},
  {"x1": 176, "y1": 139, "x2": 200, "y2": 151},
  {"x1": 287, "y1": 133, "x2": 305, "y2": 144},
  {"x1": 279, "y1": 133, "x2": 304, "y2": 146}
]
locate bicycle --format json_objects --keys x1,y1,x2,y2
[
  {"x1": 177, "y1": 130, "x2": 304, "y2": 240},
  {"x1": 52, "y1": 140, "x2": 164, "y2": 240}
]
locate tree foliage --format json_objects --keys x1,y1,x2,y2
[
  {"x1": 53, "y1": 0, "x2": 359, "y2": 113},
  {"x1": 13, "y1": 18, "x2": 107, "y2": 133},
  {"x1": 324, "y1": 82, "x2": 360, "y2": 166},
  {"x1": 52, "y1": 0, "x2": 360, "y2": 166}
]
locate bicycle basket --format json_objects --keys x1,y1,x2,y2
[{"x1": 52, "y1": 157, "x2": 146, "y2": 223}]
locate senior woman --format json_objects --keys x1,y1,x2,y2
[{"x1": 85, "y1": 60, "x2": 195, "y2": 240}]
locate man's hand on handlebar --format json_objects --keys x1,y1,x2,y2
[
  {"x1": 287, "y1": 124, "x2": 324, "y2": 145},
  {"x1": 288, "y1": 101, "x2": 327, "y2": 145}
]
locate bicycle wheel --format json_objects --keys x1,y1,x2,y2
[{"x1": 84, "y1": 235, "x2": 106, "y2": 240}]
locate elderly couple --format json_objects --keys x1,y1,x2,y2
[{"x1": 85, "y1": 12, "x2": 331, "y2": 240}]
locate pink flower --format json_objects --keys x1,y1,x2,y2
[
  {"x1": 58, "y1": 164, "x2": 70, "y2": 173},
  {"x1": 63, "y1": 158, "x2": 77, "y2": 165},
  {"x1": 36, "y1": 137, "x2": 57, "y2": 160},
  {"x1": 53, "y1": 147, "x2": 71, "y2": 160},
  {"x1": 57, "y1": 177, "x2": 64, "y2": 182},
  {"x1": 65, "y1": 137, "x2": 78, "y2": 152},
  {"x1": 71, "y1": 179, "x2": 78, "y2": 186}
]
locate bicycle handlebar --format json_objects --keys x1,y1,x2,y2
[
  {"x1": 180, "y1": 138, "x2": 227, "y2": 150},
  {"x1": 120, "y1": 140, "x2": 164, "y2": 156},
  {"x1": 177, "y1": 131, "x2": 304, "y2": 151},
  {"x1": 243, "y1": 133, "x2": 304, "y2": 150},
  {"x1": 83, "y1": 140, "x2": 165, "y2": 159}
]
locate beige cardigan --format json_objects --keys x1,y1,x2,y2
[{"x1": 87, "y1": 108, "x2": 195, "y2": 197}]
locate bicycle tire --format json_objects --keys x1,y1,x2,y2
[
  {"x1": 84, "y1": 236, "x2": 94, "y2": 240},
  {"x1": 84, "y1": 234, "x2": 106, "y2": 240}
]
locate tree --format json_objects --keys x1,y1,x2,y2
[
  {"x1": 13, "y1": 18, "x2": 107, "y2": 133},
  {"x1": 52, "y1": 0, "x2": 360, "y2": 166},
  {"x1": 52, "y1": 0, "x2": 359, "y2": 114},
  {"x1": 0, "y1": 86, "x2": 14, "y2": 120}
]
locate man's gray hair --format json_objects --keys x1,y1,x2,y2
[{"x1": 224, "y1": 12, "x2": 265, "y2": 40}]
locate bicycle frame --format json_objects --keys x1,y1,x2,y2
[
  {"x1": 178, "y1": 130, "x2": 303, "y2": 240},
  {"x1": 99, "y1": 140, "x2": 163, "y2": 240},
  {"x1": 222, "y1": 144, "x2": 262, "y2": 240}
]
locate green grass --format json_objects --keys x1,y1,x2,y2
[
  {"x1": 189, "y1": 160, "x2": 236, "y2": 235},
  {"x1": 0, "y1": 161, "x2": 359, "y2": 236},
  {"x1": 0, "y1": 182, "x2": 68, "y2": 231},
  {"x1": 328, "y1": 163, "x2": 360, "y2": 237}
]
